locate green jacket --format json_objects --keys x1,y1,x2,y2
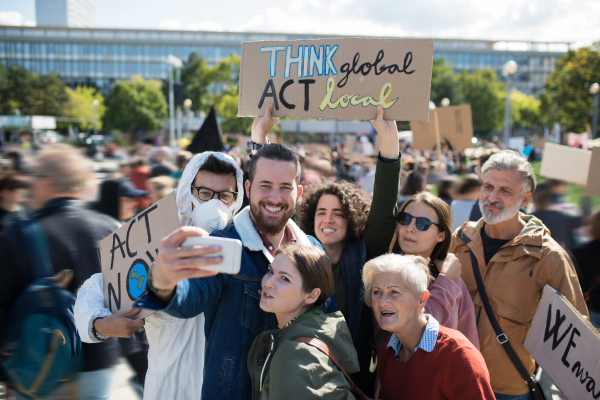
[{"x1": 247, "y1": 310, "x2": 359, "y2": 400}]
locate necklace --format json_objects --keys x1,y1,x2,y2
[{"x1": 283, "y1": 315, "x2": 299, "y2": 328}]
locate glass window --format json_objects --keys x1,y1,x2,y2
[
  {"x1": 73, "y1": 44, "x2": 82, "y2": 55},
  {"x1": 48, "y1": 60, "x2": 55, "y2": 72},
  {"x1": 0, "y1": 42, "x2": 4, "y2": 53},
  {"x1": 23, "y1": 42, "x2": 30, "y2": 53},
  {"x1": 121, "y1": 45, "x2": 128, "y2": 56},
  {"x1": 24, "y1": 60, "x2": 31, "y2": 70},
  {"x1": 85, "y1": 44, "x2": 93, "y2": 55},
  {"x1": 15, "y1": 42, "x2": 22, "y2": 53},
  {"x1": 109, "y1": 45, "x2": 118, "y2": 56},
  {"x1": 143, "y1": 45, "x2": 150, "y2": 56},
  {"x1": 110, "y1": 62, "x2": 118, "y2": 74},
  {"x1": 120, "y1": 62, "x2": 127, "y2": 74}
]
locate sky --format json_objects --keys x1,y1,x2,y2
[{"x1": 0, "y1": 0, "x2": 598, "y2": 48}]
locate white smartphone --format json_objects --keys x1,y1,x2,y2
[{"x1": 181, "y1": 236, "x2": 243, "y2": 275}]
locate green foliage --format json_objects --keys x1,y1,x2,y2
[
  {"x1": 456, "y1": 69, "x2": 506, "y2": 134},
  {"x1": 510, "y1": 90, "x2": 540, "y2": 129},
  {"x1": 103, "y1": 76, "x2": 167, "y2": 133},
  {"x1": 64, "y1": 86, "x2": 104, "y2": 131},
  {"x1": 0, "y1": 64, "x2": 68, "y2": 116},
  {"x1": 181, "y1": 53, "x2": 251, "y2": 133},
  {"x1": 430, "y1": 57, "x2": 462, "y2": 106},
  {"x1": 539, "y1": 46, "x2": 600, "y2": 132}
]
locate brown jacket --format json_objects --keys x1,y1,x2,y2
[{"x1": 450, "y1": 214, "x2": 589, "y2": 395}]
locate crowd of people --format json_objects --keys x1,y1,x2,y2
[{"x1": 0, "y1": 105, "x2": 598, "y2": 400}]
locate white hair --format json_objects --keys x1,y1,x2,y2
[
  {"x1": 362, "y1": 254, "x2": 432, "y2": 307},
  {"x1": 481, "y1": 150, "x2": 536, "y2": 194}
]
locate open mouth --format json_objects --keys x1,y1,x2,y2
[
  {"x1": 322, "y1": 228, "x2": 336, "y2": 235},
  {"x1": 381, "y1": 311, "x2": 395, "y2": 317},
  {"x1": 263, "y1": 205, "x2": 284, "y2": 214},
  {"x1": 262, "y1": 292, "x2": 274, "y2": 300}
]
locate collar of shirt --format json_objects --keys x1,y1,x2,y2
[
  {"x1": 386, "y1": 314, "x2": 439, "y2": 360},
  {"x1": 249, "y1": 213, "x2": 297, "y2": 256}
]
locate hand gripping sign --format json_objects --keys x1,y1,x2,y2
[
  {"x1": 100, "y1": 191, "x2": 180, "y2": 317},
  {"x1": 238, "y1": 38, "x2": 434, "y2": 121}
]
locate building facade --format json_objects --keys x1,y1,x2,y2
[
  {"x1": 0, "y1": 25, "x2": 569, "y2": 97},
  {"x1": 36, "y1": 0, "x2": 96, "y2": 28}
]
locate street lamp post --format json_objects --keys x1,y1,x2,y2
[
  {"x1": 503, "y1": 60, "x2": 518, "y2": 148},
  {"x1": 92, "y1": 99, "x2": 99, "y2": 136},
  {"x1": 591, "y1": 83, "x2": 600, "y2": 140}
]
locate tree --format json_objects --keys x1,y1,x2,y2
[
  {"x1": 0, "y1": 65, "x2": 68, "y2": 116},
  {"x1": 510, "y1": 90, "x2": 540, "y2": 130},
  {"x1": 181, "y1": 52, "x2": 212, "y2": 113},
  {"x1": 456, "y1": 69, "x2": 506, "y2": 134},
  {"x1": 64, "y1": 86, "x2": 104, "y2": 131},
  {"x1": 430, "y1": 57, "x2": 462, "y2": 106},
  {"x1": 103, "y1": 76, "x2": 167, "y2": 134},
  {"x1": 38, "y1": 71, "x2": 69, "y2": 116},
  {"x1": 540, "y1": 46, "x2": 600, "y2": 132}
]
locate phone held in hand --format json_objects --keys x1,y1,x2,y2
[{"x1": 181, "y1": 236, "x2": 243, "y2": 275}]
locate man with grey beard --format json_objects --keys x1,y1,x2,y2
[{"x1": 450, "y1": 150, "x2": 588, "y2": 400}]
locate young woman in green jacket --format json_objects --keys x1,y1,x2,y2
[{"x1": 247, "y1": 244, "x2": 359, "y2": 400}]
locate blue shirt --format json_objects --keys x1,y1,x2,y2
[{"x1": 387, "y1": 314, "x2": 439, "y2": 360}]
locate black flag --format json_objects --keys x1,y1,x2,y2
[{"x1": 187, "y1": 106, "x2": 224, "y2": 154}]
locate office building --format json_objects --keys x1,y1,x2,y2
[
  {"x1": 0, "y1": 25, "x2": 569, "y2": 97},
  {"x1": 36, "y1": 0, "x2": 96, "y2": 28}
]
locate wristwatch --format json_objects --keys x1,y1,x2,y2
[{"x1": 147, "y1": 266, "x2": 174, "y2": 295}]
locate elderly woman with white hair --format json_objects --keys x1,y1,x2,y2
[{"x1": 363, "y1": 254, "x2": 494, "y2": 400}]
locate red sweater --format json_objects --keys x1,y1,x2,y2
[{"x1": 378, "y1": 325, "x2": 495, "y2": 400}]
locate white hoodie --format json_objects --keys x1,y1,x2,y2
[{"x1": 74, "y1": 152, "x2": 244, "y2": 400}]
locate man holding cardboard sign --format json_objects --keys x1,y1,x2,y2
[
  {"x1": 75, "y1": 152, "x2": 244, "y2": 400},
  {"x1": 450, "y1": 150, "x2": 588, "y2": 399}
]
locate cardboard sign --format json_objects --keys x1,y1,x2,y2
[
  {"x1": 410, "y1": 105, "x2": 473, "y2": 151},
  {"x1": 524, "y1": 285, "x2": 600, "y2": 400},
  {"x1": 540, "y1": 143, "x2": 592, "y2": 186},
  {"x1": 101, "y1": 191, "x2": 180, "y2": 316},
  {"x1": 585, "y1": 147, "x2": 600, "y2": 197},
  {"x1": 238, "y1": 38, "x2": 434, "y2": 121}
]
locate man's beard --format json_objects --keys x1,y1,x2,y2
[
  {"x1": 479, "y1": 197, "x2": 522, "y2": 225},
  {"x1": 250, "y1": 198, "x2": 294, "y2": 236}
]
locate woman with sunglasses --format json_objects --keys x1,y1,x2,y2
[
  {"x1": 383, "y1": 191, "x2": 479, "y2": 348},
  {"x1": 296, "y1": 106, "x2": 402, "y2": 395}
]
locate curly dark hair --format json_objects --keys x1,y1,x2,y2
[{"x1": 296, "y1": 180, "x2": 371, "y2": 249}]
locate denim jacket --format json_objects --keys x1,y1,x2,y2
[{"x1": 134, "y1": 207, "x2": 332, "y2": 400}]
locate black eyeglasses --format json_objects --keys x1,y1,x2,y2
[
  {"x1": 190, "y1": 185, "x2": 237, "y2": 205},
  {"x1": 397, "y1": 212, "x2": 440, "y2": 232}
]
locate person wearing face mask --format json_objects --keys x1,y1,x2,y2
[
  {"x1": 248, "y1": 244, "x2": 360, "y2": 400},
  {"x1": 74, "y1": 152, "x2": 244, "y2": 400}
]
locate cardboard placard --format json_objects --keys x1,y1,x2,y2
[
  {"x1": 238, "y1": 38, "x2": 434, "y2": 121},
  {"x1": 540, "y1": 143, "x2": 592, "y2": 186},
  {"x1": 410, "y1": 105, "x2": 473, "y2": 151},
  {"x1": 585, "y1": 147, "x2": 600, "y2": 197},
  {"x1": 524, "y1": 285, "x2": 600, "y2": 400},
  {"x1": 101, "y1": 191, "x2": 180, "y2": 316}
]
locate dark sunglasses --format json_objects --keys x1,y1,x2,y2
[{"x1": 397, "y1": 211, "x2": 440, "y2": 232}]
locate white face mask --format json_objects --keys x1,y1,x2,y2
[{"x1": 191, "y1": 198, "x2": 234, "y2": 232}]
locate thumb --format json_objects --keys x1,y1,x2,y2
[
  {"x1": 265, "y1": 103, "x2": 273, "y2": 119},
  {"x1": 122, "y1": 308, "x2": 142, "y2": 317},
  {"x1": 377, "y1": 105, "x2": 384, "y2": 121}
]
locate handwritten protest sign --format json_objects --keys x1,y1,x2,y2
[
  {"x1": 238, "y1": 38, "x2": 434, "y2": 121},
  {"x1": 524, "y1": 285, "x2": 600, "y2": 400},
  {"x1": 100, "y1": 191, "x2": 179, "y2": 317},
  {"x1": 410, "y1": 105, "x2": 473, "y2": 151}
]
